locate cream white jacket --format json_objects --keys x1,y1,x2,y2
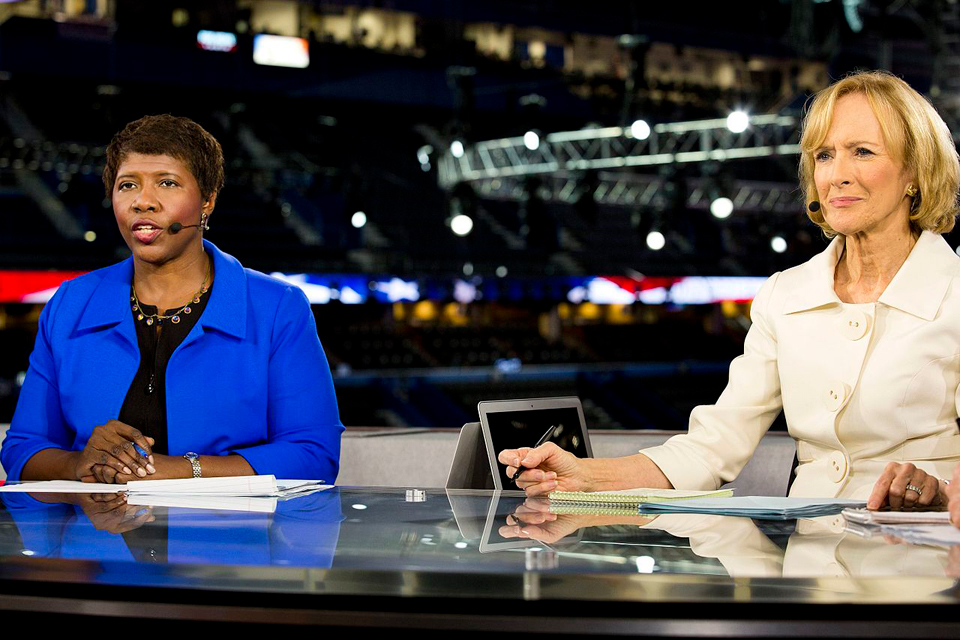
[{"x1": 642, "y1": 230, "x2": 960, "y2": 498}]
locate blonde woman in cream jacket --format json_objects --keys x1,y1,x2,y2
[{"x1": 501, "y1": 71, "x2": 959, "y2": 509}]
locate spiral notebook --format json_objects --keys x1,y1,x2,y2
[{"x1": 548, "y1": 487, "x2": 733, "y2": 509}]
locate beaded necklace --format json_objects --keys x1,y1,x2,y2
[{"x1": 131, "y1": 264, "x2": 210, "y2": 326}]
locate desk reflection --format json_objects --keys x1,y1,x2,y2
[
  {"x1": 0, "y1": 488, "x2": 343, "y2": 568},
  {"x1": 486, "y1": 494, "x2": 956, "y2": 582},
  {"x1": 0, "y1": 488, "x2": 954, "y2": 584}
]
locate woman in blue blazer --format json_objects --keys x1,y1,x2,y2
[{"x1": 1, "y1": 115, "x2": 343, "y2": 484}]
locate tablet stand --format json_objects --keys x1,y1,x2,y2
[{"x1": 444, "y1": 422, "x2": 496, "y2": 490}]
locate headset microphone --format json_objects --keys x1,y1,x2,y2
[
  {"x1": 808, "y1": 201, "x2": 821, "y2": 212},
  {"x1": 168, "y1": 222, "x2": 202, "y2": 234}
]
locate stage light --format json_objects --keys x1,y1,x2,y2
[
  {"x1": 197, "y1": 30, "x2": 237, "y2": 53},
  {"x1": 496, "y1": 265, "x2": 508, "y2": 278},
  {"x1": 253, "y1": 34, "x2": 309, "y2": 68},
  {"x1": 451, "y1": 214, "x2": 474, "y2": 236},
  {"x1": 646, "y1": 230, "x2": 665, "y2": 251},
  {"x1": 771, "y1": 236, "x2": 787, "y2": 253},
  {"x1": 83, "y1": 231, "x2": 97, "y2": 242},
  {"x1": 630, "y1": 119, "x2": 651, "y2": 140},
  {"x1": 462, "y1": 262, "x2": 474, "y2": 276},
  {"x1": 450, "y1": 140, "x2": 465, "y2": 158},
  {"x1": 726, "y1": 110, "x2": 749, "y2": 133},
  {"x1": 523, "y1": 130, "x2": 540, "y2": 150},
  {"x1": 351, "y1": 211, "x2": 367, "y2": 228},
  {"x1": 710, "y1": 197, "x2": 734, "y2": 219},
  {"x1": 417, "y1": 145, "x2": 433, "y2": 165}
]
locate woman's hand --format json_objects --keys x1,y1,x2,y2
[
  {"x1": 947, "y1": 464, "x2": 960, "y2": 528},
  {"x1": 93, "y1": 453, "x2": 191, "y2": 484},
  {"x1": 498, "y1": 497, "x2": 587, "y2": 543},
  {"x1": 76, "y1": 420, "x2": 155, "y2": 483},
  {"x1": 498, "y1": 442, "x2": 587, "y2": 496},
  {"x1": 78, "y1": 493, "x2": 155, "y2": 534},
  {"x1": 867, "y1": 462, "x2": 947, "y2": 510}
]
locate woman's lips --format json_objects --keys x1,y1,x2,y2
[
  {"x1": 829, "y1": 197, "x2": 862, "y2": 208},
  {"x1": 132, "y1": 224, "x2": 163, "y2": 244}
]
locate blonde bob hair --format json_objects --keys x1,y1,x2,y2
[{"x1": 799, "y1": 70, "x2": 960, "y2": 236}]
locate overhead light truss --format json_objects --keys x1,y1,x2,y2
[
  {"x1": 471, "y1": 172, "x2": 802, "y2": 213},
  {"x1": 438, "y1": 115, "x2": 802, "y2": 190}
]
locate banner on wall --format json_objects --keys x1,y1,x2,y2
[{"x1": 0, "y1": 271, "x2": 764, "y2": 306}]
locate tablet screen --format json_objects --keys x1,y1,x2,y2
[{"x1": 483, "y1": 406, "x2": 589, "y2": 488}]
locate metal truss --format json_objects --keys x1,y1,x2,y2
[
  {"x1": 471, "y1": 171, "x2": 802, "y2": 213},
  {"x1": 438, "y1": 114, "x2": 801, "y2": 190}
]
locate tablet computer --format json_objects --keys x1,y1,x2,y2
[{"x1": 478, "y1": 397, "x2": 593, "y2": 491}]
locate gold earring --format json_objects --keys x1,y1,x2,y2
[{"x1": 906, "y1": 185, "x2": 918, "y2": 197}]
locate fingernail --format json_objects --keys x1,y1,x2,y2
[
  {"x1": 148, "y1": 455, "x2": 154, "y2": 465},
  {"x1": 547, "y1": 472, "x2": 557, "y2": 480},
  {"x1": 146, "y1": 464, "x2": 156, "y2": 474},
  {"x1": 123, "y1": 467, "x2": 132, "y2": 474},
  {"x1": 135, "y1": 508, "x2": 149, "y2": 518},
  {"x1": 137, "y1": 467, "x2": 146, "y2": 477}
]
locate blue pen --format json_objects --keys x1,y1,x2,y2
[{"x1": 133, "y1": 444, "x2": 149, "y2": 459}]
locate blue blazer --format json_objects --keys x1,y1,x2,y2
[{"x1": 1, "y1": 240, "x2": 343, "y2": 482}]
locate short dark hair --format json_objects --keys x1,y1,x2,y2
[{"x1": 102, "y1": 114, "x2": 225, "y2": 201}]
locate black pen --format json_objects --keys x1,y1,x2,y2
[{"x1": 512, "y1": 424, "x2": 557, "y2": 486}]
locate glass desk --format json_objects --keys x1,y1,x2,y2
[{"x1": 0, "y1": 487, "x2": 957, "y2": 636}]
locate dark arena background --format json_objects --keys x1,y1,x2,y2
[{"x1": 0, "y1": 0, "x2": 955, "y2": 433}]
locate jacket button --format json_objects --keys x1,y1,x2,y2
[
  {"x1": 827, "y1": 451, "x2": 848, "y2": 483},
  {"x1": 840, "y1": 310, "x2": 869, "y2": 340},
  {"x1": 823, "y1": 380, "x2": 850, "y2": 412}
]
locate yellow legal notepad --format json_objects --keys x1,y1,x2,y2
[{"x1": 548, "y1": 487, "x2": 734, "y2": 507}]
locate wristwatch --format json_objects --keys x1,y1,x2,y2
[{"x1": 183, "y1": 452, "x2": 201, "y2": 478}]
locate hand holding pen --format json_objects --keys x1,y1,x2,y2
[{"x1": 511, "y1": 425, "x2": 557, "y2": 488}]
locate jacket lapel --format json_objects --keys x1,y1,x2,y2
[
  {"x1": 782, "y1": 235, "x2": 844, "y2": 315},
  {"x1": 179, "y1": 240, "x2": 248, "y2": 350},
  {"x1": 75, "y1": 258, "x2": 138, "y2": 352},
  {"x1": 878, "y1": 231, "x2": 959, "y2": 321},
  {"x1": 781, "y1": 230, "x2": 959, "y2": 321}
]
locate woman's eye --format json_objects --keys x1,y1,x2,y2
[
  {"x1": 117, "y1": 181, "x2": 136, "y2": 191},
  {"x1": 814, "y1": 151, "x2": 831, "y2": 162},
  {"x1": 159, "y1": 179, "x2": 178, "y2": 187},
  {"x1": 855, "y1": 147, "x2": 874, "y2": 157}
]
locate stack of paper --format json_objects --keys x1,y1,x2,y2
[
  {"x1": 638, "y1": 496, "x2": 866, "y2": 520},
  {"x1": 0, "y1": 476, "x2": 330, "y2": 502}
]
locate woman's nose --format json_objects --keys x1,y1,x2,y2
[
  {"x1": 829, "y1": 153, "x2": 853, "y2": 187},
  {"x1": 132, "y1": 185, "x2": 158, "y2": 211}
]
